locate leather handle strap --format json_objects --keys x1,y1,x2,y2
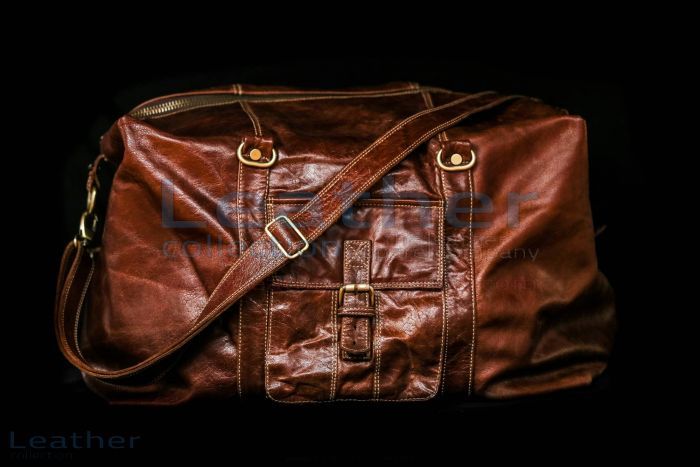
[{"x1": 56, "y1": 91, "x2": 520, "y2": 379}]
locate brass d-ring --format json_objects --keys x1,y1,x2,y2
[
  {"x1": 237, "y1": 141, "x2": 277, "y2": 168},
  {"x1": 436, "y1": 148, "x2": 476, "y2": 171}
]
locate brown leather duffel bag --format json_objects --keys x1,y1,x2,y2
[{"x1": 56, "y1": 83, "x2": 615, "y2": 404}]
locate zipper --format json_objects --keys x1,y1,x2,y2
[{"x1": 129, "y1": 87, "x2": 442, "y2": 120}]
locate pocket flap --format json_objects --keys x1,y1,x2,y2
[{"x1": 268, "y1": 198, "x2": 444, "y2": 289}]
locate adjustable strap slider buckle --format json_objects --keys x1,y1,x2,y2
[{"x1": 264, "y1": 215, "x2": 310, "y2": 259}]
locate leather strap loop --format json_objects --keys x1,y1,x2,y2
[{"x1": 56, "y1": 92, "x2": 520, "y2": 379}]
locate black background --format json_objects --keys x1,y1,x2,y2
[{"x1": 6, "y1": 39, "x2": 657, "y2": 463}]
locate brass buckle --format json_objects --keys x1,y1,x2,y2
[
  {"x1": 338, "y1": 283, "x2": 375, "y2": 307},
  {"x1": 265, "y1": 215, "x2": 309, "y2": 259},
  {"x1": 436, "y1": 148, "x2": 476, "y2": 171},
  {"x1": 237, "y1": 141, "x2": 278, "y2": 168}
]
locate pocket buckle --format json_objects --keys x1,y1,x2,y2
[{"x1": 338, "y1": 283, "x2": 375, "y2": 307}]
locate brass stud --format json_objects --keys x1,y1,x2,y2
[
  {"x1": 450, "y1": 153, "x2": 463, "y2": 165},
  {"x1": 249, "y1": 148, "x2": 262, "y2": 161}
]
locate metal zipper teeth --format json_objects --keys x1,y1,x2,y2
[{"x1": 128, "y1": 88, "x2": 446, "y2": 120}]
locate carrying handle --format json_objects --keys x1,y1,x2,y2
[{"x1": 56, "y1": 91, "x2": 521, "y2": 379}]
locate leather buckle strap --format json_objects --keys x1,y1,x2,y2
[{"x1": 264, "y1": 215, "x2": 309, "y2": 259}]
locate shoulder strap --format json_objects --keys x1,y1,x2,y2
[{"x1": 56, "y1": 91, "x2": 519, "y2": 379}]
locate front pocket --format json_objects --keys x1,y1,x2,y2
[{"x1": 265, "y1": 199, "x2": 445, "y2": 402}]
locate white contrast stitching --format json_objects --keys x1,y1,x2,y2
[
  {"x1": 233, "y1": 84, "x2": 418, "y2": 96},
  {"x1": 271, "y1": 199, "x2": 442, "y2": 208},
  {"x1": 60, "y1": 247, "x2": 83, "y2": 352},
  {"x1": 73, "y1": 261, "x2": 95, "y2": 360},
  {"x1": 330, "y1": 290, "x2": 338, "y2": 400},
  {"x1": 237, "y1": 301, "x2": 243, "y2": 398},
  {"x1": 423, "y1": 84, "x2": 450, "y2": 396},
  {"x1": 240, "y1": 101, "x2": 262, "y2": 137},
  {"x1": 439, "y1": 167, "x2": 451, "y2": 395},
  {"x1": 271, "y1": 280, "x2": 442, "y2": 289},
  {"x1": 439, "y1": 201, "x2": 449, "y2": 395},
  {"x1": 467, "y1": 169, "x2": 478, "y2": 397},
  {"x1": 264, "y1": 285, "x2": 274, "y2": 401},
  {"x1": 373, "y1": 293, "x2": 382, "y2": 400},
  {"x1": 235, "y1": 156, "x2": 243, "y2": 258}
]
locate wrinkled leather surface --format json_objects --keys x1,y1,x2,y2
[{"x1": 77, "y1": 83, "x2": 615, "y2": 404}]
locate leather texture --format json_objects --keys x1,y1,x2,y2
[{"x1": 55, "y1": 83, "x2": 615, "y2": 404}]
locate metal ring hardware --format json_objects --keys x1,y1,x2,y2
[
  {"x1": 436, "y1": 148, "x2": 476, "y2": 171},
  {"x1": 75, "y1": 182, "x2": 100, "y2": 245},
  {"x1": 265, "y1": 215, "x2": 309, "y2": 259},
  {"x1": 77, "y1": 212, "x2": 98, "y2": 243},
  {"x1": 338, "y1": 283, "x2": 375, "y2": 307},
  {"x1": 237, "y1": 141, "x2": 278, "y2": 168}
]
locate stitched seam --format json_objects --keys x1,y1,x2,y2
[
  {"x1": 356, "y1": 241, "x2": 370, "y2": 356},
  {"x1": 272, "y1": 280, "x2": 442, "y2": 288},
  {"x1": 73, "y1": 261, "x2": 94, "y2": 360},
  {"x1": 296, "y1": 203, "x2": 438, "y2": 210},
  {"x1": 265, "y1": 395, "x2": 440, "y2": 404},
  {"x1": 331, "y1": 290, "x2": 338, "y2": 400},
  {"x1": 343, "y1": 241, "x2": 350, "y2": 284},
  {"x1": 206, "y1": 228, "x2": 274, "y2": 306},
  {"x1": 271, "y1": 199, "x2": 442, "y2": 208},
  {"x1": 424, "y1": 83, "x2": 450, "y2": 396},
  {"x1": 209, "y1": 255, "x2": 286, "y2": 330},
  {"x1": 373, "y1": 294, "x2": 382, "y2": 399},
  {"x1": 237, "y1": 301, "x2": 243, "y2": 399},
  {"x1": 439, "y1": 170, "x2": 450, "y2": 395},
  {"x1": 361, "y1": 319, "x2": 369, "y2": 350},
  {"x1": 302, "y1": 95, "x2": 508, "y2": 241},
  {"x1": 60, "y1": 247, "x2": 83, "y2": 352},
  {"x1": 235, "y1": 158, "x2": 244, "y2": 256},
  {"x1": 232, "y1": 84, "x2": 417, "y2": 96},
  {"x1": 296, "y1": 92, "x2": 495, "y2": 220},
  {"x1": 422, "y1": 90, "x2": 448, "y2": 142},
  {"x1": 235, "y1": 135, "x2": 244, "y2": 398},
  {"x1": 467, "y1": 170, "x2": 478, "y2": 396},
  {"x1": 240, "y1": 101, "x2": 262, "y2": 137},
  {"x1": 264, "y1": 285, "x2": 274, "y2": 400},
  {"x1": 183, "y1": 90, "x2": 421, "y2": 105}
]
